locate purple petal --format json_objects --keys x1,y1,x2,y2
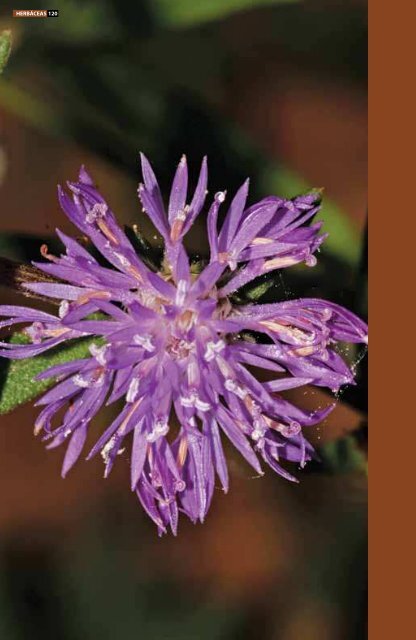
[
  {"x1": 205, "y1": 417, "x2": 229, "y2": 493},
  {"x1": 36, "y1": 358, "x2": 88, "y2": 381},
  {"x1": 23, "y1": 282, "x2": 85, "y2": 301},
  {"x1": 219, "y1": 178, "x2": 249, "y2": 250},
  {"x1": 168, "y1": 155, "x2": 188, "y2": 224},
  {"x1": 78, "y1": 165, "x2": 95, "y2": 186},
  {"x1": 217, "y1": 406, "x2": 263, "y2": 475},
  {"x1": 183, "y1": 156, "x2": 208, "y2": 233},
  {"x1": 62, "y1": 424, "x2": 88, "y2": 477},
  {"x1": 0, "y1": 306, "x2": 58, "y2": 322}
]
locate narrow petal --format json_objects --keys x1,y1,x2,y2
[
  {"x1": 62, "y1": 424, "x2": 88, "y2": 477},
  {"x1": 131, "y1": 420, "x2": 147, "y2": 490},
  {"x1": 183, "y1": 156, "x2": 208, "y2": 233},
  {"x1": 168, "y1": 155, "x2": 188, "y2": 224},
  {"x1": 217, "y1": 406, "x2": 263, "y2": 475},
  {"x1": 23, "y1": 283, "x2": 85, "y2": 301},
  {"x1": 219, "y1": 178, "x2": 249, "y2": 250}
]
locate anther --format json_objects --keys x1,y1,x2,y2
[
  {"x1": 126, "y1": 377, "x2": 140, "y2": 403},
  {"x1": 133, "y1": 333, "x2": 155, "y2": 352},
  {"x1": 86, "y1": 202, "x2": 107, "y2": 224},
  {"x1": 224, "y1": 379, "x2": 248, "y2": 399},
  {"x1": 204, "y1": 339, "x2": 225, "y2": 362}
]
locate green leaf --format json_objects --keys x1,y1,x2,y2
[
  {"x1": 154, "y1": 0, "x2": 298, "y2": 27},
  {"x1": 0, "y1": 30, "x2": 12, "y2": 74},
  {"x1": 318, "y1": 436, "x2": 367, "y2": 475},
  {"x1": 0, "y1": 334, "x2": 98, "y2": 414},
  {"x1": 237, "y1": 277, "x2": 277, "y2": 302}
]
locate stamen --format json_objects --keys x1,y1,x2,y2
[
  {"x1": 167, "y1": 338, "x2": 193, "y2": 359},
  {"x1": 46, "y1": 327, "x2": 70, "y2": 339},
  {"x1": 224, "y1": 379, "x2": 248, "y2": 399},
  {"x1": 287, "y1": 345, "x2": 317, "y2": 357},
  {"x1": 25, "y1": 321, "x2": 45, "y2": 344},
  {"x1": 89, "y1": 343, "x2": 108, "y2": 365},
  {"x1": 25, "y1": 323, "x2": 68, "y2": 343},
  {"x1": 101, "y1": 435, "x2": 116, "y2": 464},
  {"x1": 75, "y1": 290, "x2": 111, "y2": 305},
  {"x1": 263, "y1": 256, "x2": 298, "y2": 271},
  {"x1": 251, "y1": 417, "x2": 267, "y2": 442},
  {"x1": 97, "y1": 218, "x2": 119, "y2": 245},
  {"x1": 133, "y1": 333, "x2": 155, "y2": 352},
  {"x1": 34, "y1": 415, "x2": 46, "y2": 436},
  {"x1": 195, "y1": 397, "x2": 211, "y2": 412},
  {"x1": 187, "y1": 361, "x2": 199, "y2": 386},
  {"x1": 180, "y1": 390, "x2": 210, "y2": 412},
  {"x1": 218, "y1": 249, "x2": 237, "y2": 270},
  {"x1": 119, "y1": 397, "x2": 143, "y2": 435},
  {"x1": 260, "y1": 320, "x2": 315, "y2": 344},
  {"x1": 244, "y1": 395, "x2": 261, "y2": 417},
  {"x1": 177, "y1": 437, "x2": 188, "y2": 466},
  {"x1": 113, "y1": 252, "x2": 131, "y2": 268},
  {"x1": 136, "y1": 288, "x2": 157, "y2": 309},
  {"x1": 40, "y1": 244, "x2": 58, "y2": 262},
  {"x1": 59, "y1": 300, "x2": 69, "y2": 318},
  {"x1": 251, "y1": 429, "x2": 264, "y2": 441},
  {"x1": 73, "y1": 368, "x2": 105, "y2": 388},
  {"x1": 180, "y1": 395, "x2": 194, "y2": 408},
  {"x1": 126, "y1": 265, "x2": 143, "y2": 282},
  {"x1": 175, "y1": 479, "x2": 186, "y2": 492},
  {"x1": 126, "y1": 377, "x2": 140, "y2": 403},
  {"x1": 320, "y1": 307, "x2": 333, "y2": 321},
  {"x1": 204, "y1": 339, "x2": 225, "y2": 362},
  {"x1": 146, "y1": 418, "x2": 169, "y2": 443},
  {"x1": 176, "y1": 279, "x2": 188, "y2": 306},
  {"x1": 305, "y1": 254, "x2": 317, "y2": 267},
  {"x1": 73, "y1": 374, "x2": 91, "y2": 388},
  {"x1": 274, "y1": 420, "x2": 302, "y2": 438},
  {"x1": 251, "y1": 237, "x2": 274, "y2": 245},
  {"x1": 86, "y1": 202, "x2": 107, "y2": 224},
  {"x1": 216, "y1": 355, "x2": 234, "y2": 378},
  {"x1": 284, "y1": 421, "x2": 302, "y2": 437},
  {"x1": 170, "y1": 206, "x2": 189, "y2": 242},
  {"x1": 177, "y1": 309, "x2": 195, "y2": 331}
]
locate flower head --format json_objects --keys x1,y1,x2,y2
[{"x1": 0, "y1": 154, "x2": 367, "y2": 534}]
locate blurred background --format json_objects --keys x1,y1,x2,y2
[{"x1": 0, "y1": 1, "x2": 367, "y2": 639}]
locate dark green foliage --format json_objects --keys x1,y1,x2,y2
[{"x1": 318, "y1": 436, "x2": 367, "y2": 475}]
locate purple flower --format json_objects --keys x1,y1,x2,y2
[{"x1": 0, "y1": 155, "x2": 367, "y2": 534}]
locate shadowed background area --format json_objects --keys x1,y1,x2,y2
[{"x1": 0, "y1": 1, "x2": 367, "y2": 639}]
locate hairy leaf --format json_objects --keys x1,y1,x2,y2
[{"x1": 0, "y1": 334, "x2": 97, "y2": 414}]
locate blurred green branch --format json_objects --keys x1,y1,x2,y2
[
  {"x1": 0, "y1": 78, "x2": 62, "y2": 133},
  {"x1": 0, "y1": 30, "x2": 12, "y2": 74},
  {"x1": 154, "y1": 0, "x2": 299, "y2": 27}
]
